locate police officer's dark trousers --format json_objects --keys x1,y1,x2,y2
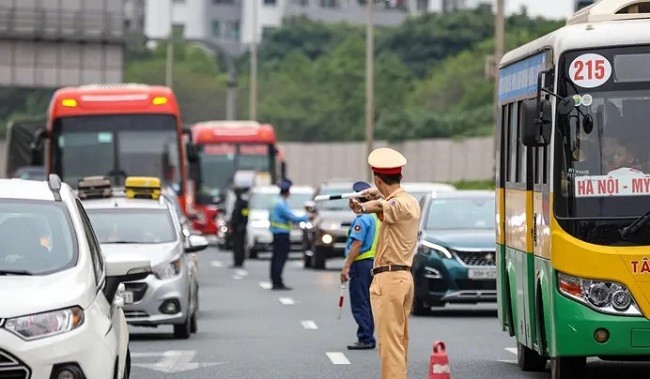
[
  {"x1": 350, "y1": 258, "x2": 375, "y2": 346},
  {"x1": 232, "y1": 227, "x2": 246, "y2": 267},
  {"x1": 271, "y1": 232, "x2": 290, "y2": 287}
]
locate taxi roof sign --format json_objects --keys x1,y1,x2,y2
[
  {"x1": 124, "y1": 177, "x2": 161, "y2": 200},
  {"x1": 78, "y1": 176, "x2": 112, "y2": 199}
]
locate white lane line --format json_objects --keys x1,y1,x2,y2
[
  {"x1": 278, "y1": 297, "x2": 295, "y2": 305},
  {"x1": 210, "y1": 260, "x2": 223, "y2": 268},
  {"x1": 326, "y1": 352, "x2": 350, "y2": 365},
  {"x1": 233, "y1": 275, "x2": 244, "y2": 280},
  {"x1": 292, "y1": 261, "x2": 303, "y2": 268},
  {"x1": 259, "y1": 281, "x2": 272, "y2": 290},
  {"x1": 505, "y1": 347, "x2": 517, "y2": 355},
  {"x1": 300, "y1": 320, "x2": 318, "y2": 330},
  {"x1": 498, "y1": 359, "x2": 518, "y2": 365},
  {"x1": 234, "y1": 269, "x2": 249, "y2": 277}
]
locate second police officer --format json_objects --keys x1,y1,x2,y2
[
  {"x1": 269, "y1": 178, "x2": 314, "y2": 290},
  {"x1": 229, "y1": 171, "x2": 254, "y2": 268},
  {"x1": 340, "y1": 181, "x2": 380, "y2": 350}
]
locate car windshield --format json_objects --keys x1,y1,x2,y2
[
  {"x1": 52, "y1": 115, "x2": 180, "y2": 188},
  {"x1": 86, "y1": 208, "x2": 176, "y2": 244},
  {"x1": 250, "y1": 192, "x2": 313, "y2": 210},
  {"x1": 0, "y1": 200, "x2": 76, "y2": 275},
  {"x1": 317, "y1": 187, "x2": 351, "y2": 210},
  {"x1": 425, "y1": 197, "x2": 495, "y2": 230}
]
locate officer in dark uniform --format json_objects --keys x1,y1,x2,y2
[{"x1": 229, "y1": 171, "x2": 253, "y2": 268}]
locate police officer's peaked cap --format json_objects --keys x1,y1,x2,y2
[
  {"x1": 353, "y1": 181, "x2": 372, "y2": 192},
  {"x1": 368, "y1": 148, "x2": 407, "y2": 175},
  {"x1": 278, "y1": 178, "x2": 293, "y2": 191}
]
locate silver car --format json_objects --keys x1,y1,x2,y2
[{"x1": 82, "y1": 195, "x2": 208, "y2": 339}]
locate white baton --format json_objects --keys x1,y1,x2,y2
[
  {"x1": 314, "y1": 192, "x2": 365, "y2": 202},
  {"x1": 337, "y1": 284, "x2": 346, "y2": 320}
]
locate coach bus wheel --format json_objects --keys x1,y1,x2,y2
[
  {"x1": 517, "y1": 342, "x2": 547, "y2": 371},
  {"x1": 550, "y1": 356, "x2": 586, "y2": 379},
  {"x1": 303, "y1": 253, "x2": 313, "y2": 269},
  {"x1": 410, "y1": 296, "x2": 430, "y2": 316},
  {"x1": 312, "y1": 246, "x2": 327, "y2": 270}
]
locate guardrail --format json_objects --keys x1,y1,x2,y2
[{"x1": 0, "y1": 8, "x2": 124, "y2": 43}]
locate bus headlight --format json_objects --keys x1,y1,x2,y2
[
  {"x1": 4, "y1": 307, "x2": 84, "y2": 340},
  {"x1": 419, "y1": 241, "x2": 452, "y2": 259},
  {"x1": 557, "y1": 273, "x2": 641, "y2": 316}
]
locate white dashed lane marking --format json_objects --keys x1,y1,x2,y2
[
  {"x1": 234, "y1": 269, "x2": 248, "y2": 277},
  {"x1": 505, "y1": 347, "x2": 517, "y2": 355},
  {"x1": 259, "y1": 281, "x2": 272, "y2": 290},
  {"x1": 210, "y1": 261, "x2": 223, "y2": 268},
  {"x1": 300, "y1": 320, "x2": 318, "y2": 330},
  {"x1": 326, "y1": 352, "x2": 350, "y2": 365},
  {"x1": 279, "y1": 297, "x2": 295, "y2": 305}
]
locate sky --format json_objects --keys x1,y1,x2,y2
[{"x1": 505, "y1": 0, "x2": 576, "y2": 20}]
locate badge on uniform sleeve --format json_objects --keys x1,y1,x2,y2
[
  {"x1": 389, "y1": 199, "x2": 397, "y2": 206},
  {"x1": 354, "y1": 225, "x2": 362, "y2": 232}
]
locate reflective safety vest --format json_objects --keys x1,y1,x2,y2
[
  {"x1": 353, "y1": 214, "x2": 380, "y2": 262},
  {"x1": 271, "y1": 221, "x2": 291, "y2": 230}
]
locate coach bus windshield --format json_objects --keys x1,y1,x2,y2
[
  {"x1": 52, "y1": 114, "x2": 181, "y2": 188},
  {"x1": 555, "y1": 47, "x2": 650, "y2": 224},
  {"x1": 197, "y1": 143, "x2": 274, "y2": 202}
]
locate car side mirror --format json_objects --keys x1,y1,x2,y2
[
  {"x1": 30, "y1": 129, "x2": 49, "y2": 166},
  {"x1": 522, "y1": 98, "x2": 552, "y2": 147},
  {"x1": 185, "y1": 234, "x2": 209, "y2": 253},
  {"x1": 103, "y1": 255, "x2": 151, "y2": 303}
]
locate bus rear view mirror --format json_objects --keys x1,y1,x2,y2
[{"x1": 522, "y1": 99, "x2": 551, "y2": 147}]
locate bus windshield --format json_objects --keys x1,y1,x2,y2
[
  {"x1": 198, "y1": 143, "x2": 273, "y2": 200},
  {"x1": 52, "y1": 114, "x2": 180, "y2": 188},
  {"x1": 556, "y1": 47, "x2": 650, "y2": 220}
]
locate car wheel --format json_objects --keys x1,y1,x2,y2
[
  {"x1": 190, "y1": 312, "x2": 198, "y2": 334},
  {"x1": 313, "y1": 246, "x2": 327, "y2": 270},
  {"x1": 303, "y1": 253, "x2": 313, "y2": 269},
  {"x1": 550, "y1": 356, "x2": 586, "y2": 379},
  {"x1": 173, "y1": 316, "x2": 191, "y2": 339},
  {"x1": 517, "y1": 342, "x2": 547, "y2": 371},
  {"x1": 411, "y1": 296, "x2": 430, "y2": 316},
  {"x1": 122, "y1": 349, "x2": 131, "y2": 379}
]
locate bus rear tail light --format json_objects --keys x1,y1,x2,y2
[
  {"x1": 557, "y1": 272, "x2": 642, "y2": 316},
  {"x1": 61, "y1": 98, "x2": 77, "y2": 107},
  {"x1": 152, "y1": 96, "x2": 168, "y2": 105}
]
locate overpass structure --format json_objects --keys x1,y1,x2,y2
[{"x1": 0, "y1": 0, "x2": 124, "y2": 88}]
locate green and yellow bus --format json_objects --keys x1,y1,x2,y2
[{"x1": 496, "y1": 2, "x2": 650, "y2": 378}]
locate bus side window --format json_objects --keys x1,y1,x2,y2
[{"x1": 507, "y1": 103, "x2": 517, "y2": 183}]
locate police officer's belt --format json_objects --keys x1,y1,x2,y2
[{"x1": 371, "y1": 265, "x2": 410, "y2": 276}]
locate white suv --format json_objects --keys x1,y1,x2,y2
[{"x1": 0, "y1": 175, "x2": 149, "y2": 379}]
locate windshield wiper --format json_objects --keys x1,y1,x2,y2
[
  {"x1": 105, "y1": 241, "x2": 140, "y2": 244},
  {"x1": 0, "y1": 269, "x2": 33, "y2": 276},
  {"x1": 620, "y1": 209, "x2": 650, "y2": 239}
]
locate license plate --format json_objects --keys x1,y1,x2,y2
[
  {"x1": 468, "y1": 268, "x2": 497, "y2": 280},
  {"x1": 122, "y1": 291, "x2": 134, "y2": 304}
]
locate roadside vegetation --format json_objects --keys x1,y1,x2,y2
[{"x1": 0, "y1": 8, "x2": 562, "y2": 141}]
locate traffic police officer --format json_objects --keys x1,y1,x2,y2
[
  {"x1": 348, "y1": 147, "x2": 420, "y2": 379},
  {"x1": 341, "y1": 180, "x2": 380, "y2": 350},
  {"x1": 269, "y1": 178, "x2": 312, "y2": 290},
  {"x1": 229, "y1": 171, "x2": 253, "y2": 268}
]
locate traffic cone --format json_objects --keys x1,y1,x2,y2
[{"x1": 428, "y1": 340, "x2": 451, "y2": 379}]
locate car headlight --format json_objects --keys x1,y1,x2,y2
[
  {"x1": 557, "y1": 272, "x2": 641, "y2": 316},
  {"x1": 419, "y1": 241, "x2": 452, "y2": 259},
  {"x1": 153, "y1": 257, "x2": 182, "y2": 279},
  {"x1": 321, "y1": 233, "x2": 333, "y2": 244},
  {"x1": 299, "y1": 221, "x2": 313, "y2": 230},
  {"x1": 251, "y1": 219, "x2": 271, "y2": 229},
  {"x1": 4, "y1": 306, "x2": 84, "y2": 340}
]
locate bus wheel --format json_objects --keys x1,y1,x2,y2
[
  {"x1": 550, "y1": 356, "x2": 586, "y2": 379},
  {"x1": 517, "y1": 342, "x2": 546, "y2": 371}
]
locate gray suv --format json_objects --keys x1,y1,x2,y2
[{"x1": 304, "y1": 181, "x2": 357, "y2": 270}]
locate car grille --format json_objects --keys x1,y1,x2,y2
[
  {"x1": 452, "y1": 250, "x2": 496, "y2": 266},
  {"x1": 0, "y1": 350, "x2": 30, "y2": 379},
  {"x1": 124, "y1": 282, "x2": 148, "y2": 302},
  {"x1": 124, "y1": 311, "x2": 150, "y2": 319},
  {"x1": 456, "y1": 279, "x2": 497, "y2": 290}
]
